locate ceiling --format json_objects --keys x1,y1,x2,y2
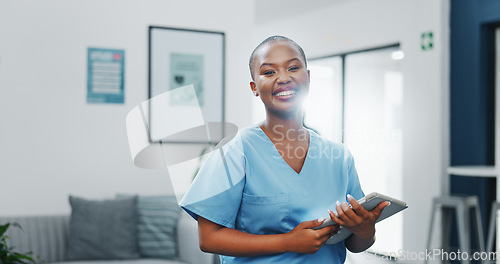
[{"x1": 254, "y1": 0, "x2": 351, "y2": 24}]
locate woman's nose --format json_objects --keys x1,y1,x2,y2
[{"x1": 276, "y1": 71, "x2": 291, "y2": 84}]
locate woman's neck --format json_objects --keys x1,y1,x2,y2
[{"x1": 260, "y1": 110, "x2": 306, "y2": 140}]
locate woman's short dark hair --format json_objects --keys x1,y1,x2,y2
[{"x1": 249, "y1": 35, "x2": 307, "y2": 81}]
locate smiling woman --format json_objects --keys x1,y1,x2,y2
[{"x1": 179, "y1": 35, "x2": 389, "y2": 264}]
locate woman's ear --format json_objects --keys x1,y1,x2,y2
[{"x1": 250, "y1": 82, "x2": 259, "y2": 96}]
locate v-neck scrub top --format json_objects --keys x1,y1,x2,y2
[{"x1": 179, "y1": 125, "x2": 364, "y2": 264}]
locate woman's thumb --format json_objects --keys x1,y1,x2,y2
[
  {"x1": 301, "y1": 217, "x2": 326, "y2": 229},
  {"x1": 372, "y1": 201, "x2": 390, "y2": 218}
]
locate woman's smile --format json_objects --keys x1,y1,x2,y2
[{"x1": 273, "y1": 86, "x2": 297, "y2": 100}]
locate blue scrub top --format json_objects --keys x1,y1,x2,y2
[{"x1": 179, "y1": 125, "x2": 364, "y2": 264}]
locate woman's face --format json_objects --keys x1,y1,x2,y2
[{"x1": 250, "y1": 40, "x2": 310, "y2": 117}]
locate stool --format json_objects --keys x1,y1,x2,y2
[
  {"x1": 425, "y1": 195, "x2": 484, "y2": 264},
  {"x1": 486, "y1": 202, "x2": 500, "y2": 261}
]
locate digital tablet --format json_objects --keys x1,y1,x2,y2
[{"x1": 313, "y1": 192, "x2": 408, "y2": 245}]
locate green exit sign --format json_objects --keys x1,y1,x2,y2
[{"x1": 421, "y1": 31, "x2": 434, "y2": 51}]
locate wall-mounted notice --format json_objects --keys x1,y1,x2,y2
[{"x1": 87, "y1": 47, "x2": 125, "y2": 104}]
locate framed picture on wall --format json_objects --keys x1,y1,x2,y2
[{"x1": 148, "y1": 26, "x2": 225, "y2": 144}]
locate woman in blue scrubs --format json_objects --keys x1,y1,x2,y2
[{"x1": 179, "y1": 36, "x2": 389, "y2": 264}]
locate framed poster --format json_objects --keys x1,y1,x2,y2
[
  {"x1": 87, "y1": 47, "x2": 125, "y2": 104},
  {"x1": 149, "y1": 26, "x2": 225, "y2": 144}
]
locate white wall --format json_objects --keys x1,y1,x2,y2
[
  {"x1": 253, "y1": 0, "x2": 449, "y2": 254},
  {"x1": 0, "y1": 0, "x2": 254, "y2": 216}
]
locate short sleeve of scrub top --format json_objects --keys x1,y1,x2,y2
[
  {"x1": 179, "y1": 125, "x2": 364, "y2": 264},
  {"x1": 179, "y1": 132, "x2": 247, "y2": 229}
]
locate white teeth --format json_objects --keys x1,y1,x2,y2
[{"x1": 275, "y1": 90, "x2": 296, "y2": 96}]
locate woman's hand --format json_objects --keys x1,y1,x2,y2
[
  {"x1": 328, "y1": 194, "x2": 389, "y2": 252},
  {"x1": 283, "y1": 218, "x2": 339, "y2": 254}
]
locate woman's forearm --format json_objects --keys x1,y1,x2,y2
[
  {"x1": 198, "y1": 216, "x2": 338, "y2": 257},
  {"x1": 345, "y1": 232, "x2": 375, "y2": 253},
  {"x1": 198, "y1": 217, "x2": 288, "y2": 257}
]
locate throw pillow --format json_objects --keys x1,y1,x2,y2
[
  {"x1": 66, "y1": 195, "x2": 140, "y2": 260},
  {"x1": 118, "y1": 194, "x2": 180, "y2": 259}
]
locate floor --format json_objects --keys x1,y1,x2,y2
[
  {"x1": 346, "y1": 251, "x2": 399, "y2": 264},
  {"x1": 345, "y1": 251, "x2": 428, "y2": 264}
]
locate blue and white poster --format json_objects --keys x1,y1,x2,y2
[{"x1": 87, "y1": 47, "x2": 125, "y2": 104}]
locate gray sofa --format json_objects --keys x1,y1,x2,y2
[{"x1": 0, "y1": 211, "x2": 215, "y2": 264}]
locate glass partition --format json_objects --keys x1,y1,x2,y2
[
  {"x1": 344, "y1": 47, "x2": 403, "y2": 254},
  {"x1": 304, "y1": 57, "x2": 343, "y2": 142}
]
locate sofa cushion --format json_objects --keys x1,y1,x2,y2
[
  {"x1": 66, "y1": 196, "x2": 140, "y2": 260},
  {"x1": 55, "y1": 259, "x2": 186, "y2": 264},
  {"x1": 118, "y1": 195, "x2": 180, "y2": 259}
]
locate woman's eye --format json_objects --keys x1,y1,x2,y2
[
  {"x1": 289, "y1": 66, "x2": 300, "y2": 71},
  {"x1": 263, "y1": 70, "x2": 275, "y2": 75}
]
